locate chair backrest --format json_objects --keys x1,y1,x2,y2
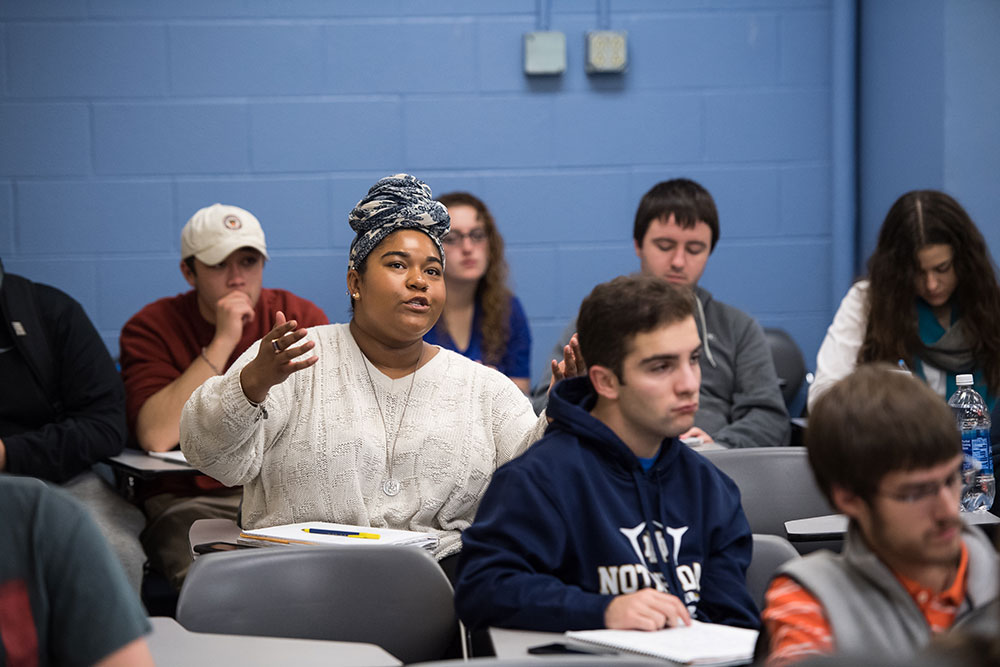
[
  {"x1": 763, "y1": 327, "x2": 807, "y2": 407},
  {"x1": 188, "y1": 518, "x2": 241, "y2": 558},
  {"x1": 747, "y1": 534, "x2": 800, "y2": 611},
  {"x1": 176, "y1": 544, "x2": 457, "y2": 664},
  {"x1": 413, "y1": 658, "x2": 666, "y2": 666},
  {"x1": 702, "y1": 447, "x2": 833, "y2": 537}
]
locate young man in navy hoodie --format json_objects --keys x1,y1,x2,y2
[{"x1": 455, "y1": 274, "x2": 759, "y2": 632}]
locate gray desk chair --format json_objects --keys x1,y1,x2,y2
[
  {"x1": 763, "y1": 327, "x2": 807, "y2": 409},
  {"x1": 747, "y1": 534, "x2": 800, "y2": 611},
  {"x1": 176, "y1": 544, "x2": 459, "y2": 664},
  {"x1": 702, "y1": 447, "x2": 836, "y2": 554}
]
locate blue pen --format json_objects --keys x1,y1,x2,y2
[{"x1": 302, "y1": 528, "x2": 380, "y2": 539}]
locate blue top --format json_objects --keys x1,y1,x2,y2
[
  {"x1": 424, "y1": 294, "x2": 531, "y2": 378},
  {"x1": 454, "y1": 375, "x2": 759, "y2": 632}
]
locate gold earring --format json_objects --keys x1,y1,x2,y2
[{"x1": 352, "y1": 292, "x2": 360, "y2": 299}]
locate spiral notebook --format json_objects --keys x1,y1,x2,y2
[
  {"x1": 565, "y1": 621, "x2": 758, "y2": 666},
  {"x1": 237, "y1": 521, "x2": 439, "y2": 552}
]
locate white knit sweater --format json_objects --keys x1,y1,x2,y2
[{"x1": 180, "y1": 323, "x2": 547, "y2": 559}]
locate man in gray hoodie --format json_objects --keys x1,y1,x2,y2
[{"x1": 531, "y1": 178, "x2": 789, "y2": 449}]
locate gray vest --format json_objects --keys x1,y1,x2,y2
[{"x1": 777, "y1": 523, "x2": 999, "y2": 659}]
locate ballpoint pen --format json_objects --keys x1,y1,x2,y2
[{"x1": 301, "y1": 528, "x2": 380, "y2": 539}]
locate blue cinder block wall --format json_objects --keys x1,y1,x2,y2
[
  {"x1": 2, "y1": 0, "x2": 993, "y2": 386},
  {"x1": 858, "y1": 0, "x2": 1000, "y2": 268}
]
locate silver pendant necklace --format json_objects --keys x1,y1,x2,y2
[{"x1": 362, "y1": 346, "x2": 422, "y2": 497}]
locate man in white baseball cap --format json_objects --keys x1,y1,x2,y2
[{"x1": 118, "y1": 203, "x2": 328, "y2": 589}]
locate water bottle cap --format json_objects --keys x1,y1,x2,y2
[{"x1": 956, "y1": 374, "x2": 974, "y2": 385}]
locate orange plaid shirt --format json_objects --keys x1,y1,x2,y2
[{"x1": 762, "y1": 542, "x2": 969, "y2": 666}]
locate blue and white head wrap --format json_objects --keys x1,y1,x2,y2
[{"x1": 348, "y1": 174, "x2": 451, "y2": 272}]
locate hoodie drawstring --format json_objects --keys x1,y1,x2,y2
[
  {"x1": 695, "y1": 293, "x2": 717, "y2": 368},
  {"x1": 630, "y1": 468, "x2": 686, "y2": 599}
]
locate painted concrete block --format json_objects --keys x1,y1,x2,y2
[
  {"x1": 96, "y1": 257, "x2": 189, "y2": 330},
  {"x1": 251, "y1": 101, "x2": 403, "y2": 172},
  {"x1": 0, "y1": 104, "x2": 91, "y2": 176},
  {"x1": 170, "y1": 24, "x2": 325, "y2": 95},
  {"x1": 506, "y1": 245, "x2": 559, "y2": 319},
  {"x1": 480, "y1": 171, "x2": 632, "y2": 245},
  {"x1": 7, "y1": 23, "x2": 167, "y2": 97},
  {"x1": 780, "y1": 9, "x2": 831, "y2": 85},
  {"x1": 780, "y1": 165, "x2": 831, "y2": 236},
  {"x1": 554, "y1": 243, "x2": 638, "y2": 320},
  {"x1": 0, "y1": 183, "x2": 12, "y2": 255},
  {"x1": 176, "y1": 178, "x2": 331, "y2": 251},
  {"x1": 17, "y1": 180, "x2": 174, "y2": 254},
  {"x1": 404, "y1": 97, "x2": 554, "y2": 169},
  {"x1": 325, "y1": 20, "x2": 476, "y2": 93},
  {"x1": 0, "y1": 0, "x2": 87, "y2": 19},
  {"x1": 94, "y1": 103, "x2": 250, "y2": 175},
  {"x1": 551, "y1": 93, "x2": 701, "y2": 166},
  {"x1": 623, "y1": 13, "x2": 778, "y2": 88},
  {"x1": 705, "y1": 90, "x2": 830, "y2": 161}
]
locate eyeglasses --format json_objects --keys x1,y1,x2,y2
[
  {"x1": 878, "y1": 458, "x2": 977, "y2": 505},
  {"x1": 442, "y1": 229, "x2": 488, "y2": 246}
]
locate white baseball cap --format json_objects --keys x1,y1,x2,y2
[{"x1": 181, "y1": 203, "x2": 269, "y2": 265}]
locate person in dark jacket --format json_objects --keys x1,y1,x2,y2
[
  {"x1": 455, "y1": 273, "x2": 758, "y2": 632},
  {"x1": 0, "y1": 256, "x2": 145, "y2": 591}
]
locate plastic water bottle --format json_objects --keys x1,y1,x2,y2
[{"x1": 947, "y1": 374, "x2": 995, "y2": 512}]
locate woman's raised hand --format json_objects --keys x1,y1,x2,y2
[
  {"x1": 239, "y1": 311, "x2": 318, "y2": 404},
  {"x1": 549, "y1": 333, "x2": 586, "y2": 391}
]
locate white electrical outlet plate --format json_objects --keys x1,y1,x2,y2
[{"x1": 524, "y1": 31, "x2": 566, "y2": 75}]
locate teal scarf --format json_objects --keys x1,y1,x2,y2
[{"x1": 913, "y1": 299, "x2": 996, "y2": 411}]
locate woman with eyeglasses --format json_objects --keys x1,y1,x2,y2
[{"x1": 424, "y1": 192, "x2": 532, "y2": 393}]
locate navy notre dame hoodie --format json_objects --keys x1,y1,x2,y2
[{"x1": 454, "y1": 375, "x2": 760, "y2": 632}]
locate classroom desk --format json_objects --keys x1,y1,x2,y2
[
  {"x1": 147, "y1": 617, "x2": 401, "y2": 666},
  {"x1": 785, "y1": 511, "x2": 1000, "y2": 542},
  {"x1": 489, "y1": 627, "x2": 566, "y2": 658},
  {"x1": 489, "y1": 627, "x2": 663, "y2": 661},
  {"x1": 107, "y1": 448, "x2": 196, "y2": 477},
  {"x1": 489, "y1": 627, "x2": 714, "y2": 664},
  {"x1": 105, "y1": 448, "x2": 199, "y2": 501},
  {"x1": 687, "y1": 440, "x2": 727, "y2": 453}
]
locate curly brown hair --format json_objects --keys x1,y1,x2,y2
[
  {"x1": 860, "y1": 190, "x2": 1000, "y2": 393},
  {"x1": 436, "y1": 192, "x2": 513, "y2": 367}
]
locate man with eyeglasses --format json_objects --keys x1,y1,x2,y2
[{"x1": 761, "y1": 364, "x2": 999, "y2": 665}]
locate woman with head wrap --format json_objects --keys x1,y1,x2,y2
[{"x1": 180, "y1": 174, "x2": 548, "y2": 573}]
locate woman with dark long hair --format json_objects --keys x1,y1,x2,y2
[
  {"x1": 424, "y1": 192, "x2": 532, "y2": 393},
  {"x1": 810, "y1": 190, "x2": 1000, "y2": 411}
]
